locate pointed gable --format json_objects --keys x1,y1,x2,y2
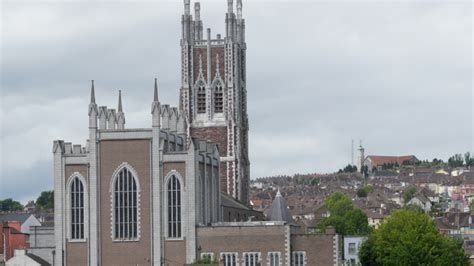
[{"x1": 265, "y1": 190, "x2": 295, "y2": 224}]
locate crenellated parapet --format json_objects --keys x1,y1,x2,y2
[
  {"x1": 89, "y1": 82, "x2": 127, "y2": 131},
  {"x1": 160, "y1": 105, "x2": 188, "y2": 135}
]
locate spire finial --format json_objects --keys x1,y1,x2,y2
[
  {"x1": 237, "y1": 0, "x2": 242, "y2": 19},
  {"x1": 90, "y1": 80, "x2": 96, "y2": 104},
  {"x1": 184, "y1": 0, "x2": 190, "y2": 15},
  {"x1": 118, "y1": 90, "x2": 123, "y2": 112},
  {"x1": 276, "y1": 189, "x2": 282, "y2": 198},
  {"x1": 227, "y1": 0, "x2": 233, "y2": 13},
  {"x1": 194, "y1": 2, "x2": 201, "y2": 20},
  {"x1": 154, "y1": 78, "x2": 158, "y2": 102}
]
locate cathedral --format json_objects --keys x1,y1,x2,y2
[{"x1": 53, "y1": 1, "x2": 339, "y2": 265}]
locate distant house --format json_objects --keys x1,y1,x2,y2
[
  {"x1": 364, "y1": 155, "x2": 418, "y2": 172},
  {"x1": 0, "y1": 213, "x2": 41, "y2": 235},
  {"x1": 408, "y1": 195, "x2": 432, "y2": 213},
  {"x1": 1, "y1": 221, "x2": 30, "y2": 262},
  {"x1": 23, "y1": 201, "x2": 36, "y2": 214},
  {"x1": 407, "y1": 187, "x2": 439, "y2": 213},
  {"x1": 344, "y1": 236, "x2": 368, "y2": 265},
  {"x1": 363, "y1": 210, "x2": 386, "y2": 229},
  {"x1": 434, "y1": 217, "x2": 457, "y2": 235},
  {"x1": 373, "y1": 170, "x2": 398, "y2": 179}
]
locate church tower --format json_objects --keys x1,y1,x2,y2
[{"x1": 179, "y1": 0, "x2": 250, "y2": 203}]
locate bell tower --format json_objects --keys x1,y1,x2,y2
[{"x1": 179, "y1": 0, "x2": 249, "y2": 203}]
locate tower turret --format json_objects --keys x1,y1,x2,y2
[
  {"x1": 194, "y1": 2, "x2": 203, "y2": 40},
  {"x1": 180, "y1": 0, "x2": 250, "y2": 203},
  {"x1": 236, "y1": 0, "x2": 242, "y2": 20},
  {"x1": 226, "y1": 0, "x2": 236, "y2": 41},
  {"x1": 182, "y1": 0, "x2": 192, "y2": 41}
]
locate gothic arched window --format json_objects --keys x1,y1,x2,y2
[
  {"x1": 197, "y1": 85, "x2": 206, "y2": 114},
  {"x1": 70, "y1": 177, "x2": 84, "y2": 240},
  {"x1": 167, "y1": 175, "x2": 182, "y2": 238},
  {"x1": 113, "y1": 167, "x2": 138, "y2": 240},
  {"x1": 214, "y1": 86, "x2": 223, "y2": 113}
]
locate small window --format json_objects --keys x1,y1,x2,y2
[
  {"x1": 214, "y1": 86, "x2": 223, "y2": 113},
  {"x1": 268, "y1": 252, "x2": 281, "y2": 266},
  {"x1": 71, "y1": 177, "x2": 84, "y2": 240},
  {"x1": 348, "y1": 242, "x2": 356, "y2": 255},
  {"x1": 197, "y1": 86, "x2": 206, "y2": 113},
  {"x1": 221, "y1": 253, "x2": 238, "y2": 266},
  {"x1": 292, "y1": 251, "x2": 305, "y2": 266},
  {"x1": 244, "y1": 252, "x2": 260, "y2": 266}
]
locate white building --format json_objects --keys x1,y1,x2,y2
[{"x1": 344, "y1": 236, "x2": 368, "y2": 265}]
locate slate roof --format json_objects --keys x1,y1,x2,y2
[
  {"x1": 221, "y1": 192, "x2": 252, "y2": 211},
  {"x1": 9, "y1": 227, "x2": 23, "y2": 235},
  {"x1": 446, "y1": 212, "x2": 471, "y2": 228},
  {"x1": 0, "y1": 213, "x2": 33, "y2": 224},
  {"x1": 26, "y1": 253, "x2": 51, "y2": 266},
  {"x1": 435, "y1": 217, "x2": 455, "y2": 231},
  {"x1": 265, "y1": 190, "x2": 295, "y2": 224}
]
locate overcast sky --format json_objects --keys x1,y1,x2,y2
[{"x1": 0, "y1": 0, "x2": 472, "y2": 203}]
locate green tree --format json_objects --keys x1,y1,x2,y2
[
  {"x1": 357, "y1": 188, "x2": 368, "y2": 198},
  {"x1": 0, "y1": 198, "x2": 23, "y2": 212},
  {"x1": 193, "y1": 256, "x2": 219, "y2": 264},
  {"x1": 342, "y1": 164, "x2": 358, "y2": 173},
  {"x1": 36, "y1": 190, "x2": 54, "y2": 210},
  {"x1": 361, "y1": 165, "x2": 369, "y2": 178},
  {"x1": 325, "y1": 192, "x2": 353, "y2": 216},
  {"x1": 402, "y1": 187, "x2": 417, "y2": 205},
  {"x1": 465, "y1": 152, "x2": 472, "y2": 167},
  {"x1": 319, "y1": 192, "x2": 371, "y2": 235},
  {"x1": 448, "y1": 154, "x2": 464, "y2": 168},
  {"x1": 344, "y1": 209, "x2": 372, "y2": 235},
  {"x1": 357, "y1": 185, "x2": 374, "y2": 198},
  {"x1": 359, "y1": 209, "x2": 469, "y2": 265}
]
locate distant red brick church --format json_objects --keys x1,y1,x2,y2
[{"x1": 365, "y1": 155, "x2": 419, "y2": 171}]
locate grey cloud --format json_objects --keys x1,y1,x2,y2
[{"x1": 1, "y1": 0, "x2": 472, "y2": 202}]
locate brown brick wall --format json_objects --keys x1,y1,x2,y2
[
  {"x1": 197, "y1": 225, "x2": 287, "y2": 263},
  {"x1": 99, "y1": 140, "x2": 152, "y2": 266},
  {"x1": 164, "y1": 240, "x2": 186, "y2": 266},
  {"x1": 220, "y1": 163, "x2": 228, "y2": 193},
  {"x1": 292, "y1": 234, "x2": 335, "y2": 266},
  {"x1": 192, "y1": 47, "x2": 225, "y2": 84},
  {"x1": 193, "y1": 47, "x2": 207, "y2": 83},
  {"x1": 190, "y1": 126, "x2": 227, "y2": 155},
  {"x1": 163, "y1": 162, "x2": 186, "y2": 186},
  {"x1": 211, "y1": 47, "x2": 225, "y2": 79},
  {"x1": 191, "y1": 126, "x2": 229, "y2": 194},
  {"x1": 66, "y1": 241, "x2": 88, "y2": 266},
  {"x1": 65, "y1": 164, "x2": 88, "y2": 184}
]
